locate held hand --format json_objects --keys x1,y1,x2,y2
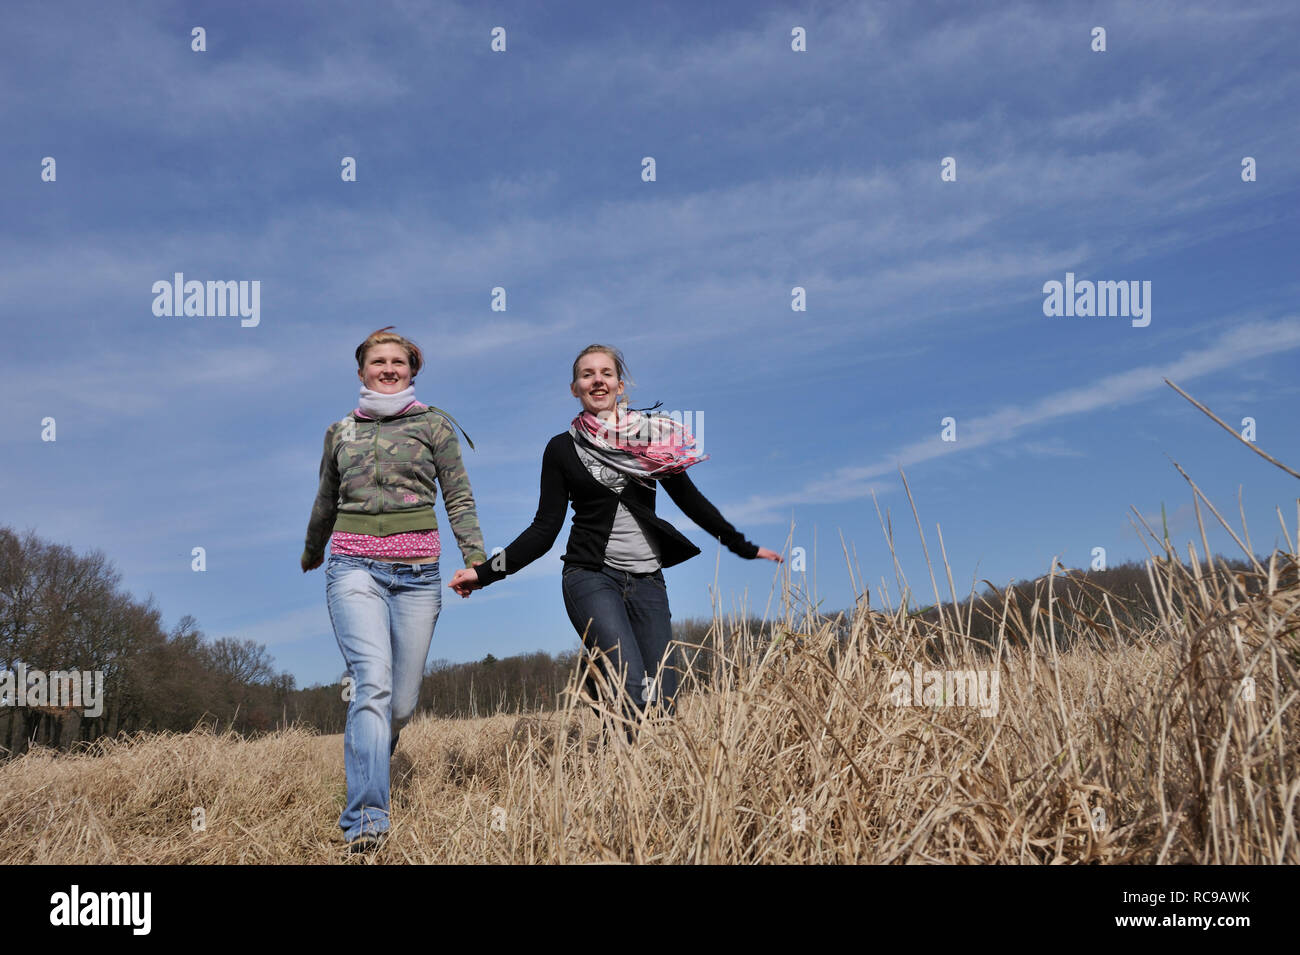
[
  {"x1": 301, "y1": 553, "x2": 323, "y2": 572},
  {"x1": 449, "y1": 566, "x2": 482, "y2": 598},
  {"x1": 756, "y1": 547, "x2": 783, "y2": 563}
]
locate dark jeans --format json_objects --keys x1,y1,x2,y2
[{"x1": 561, "y1": 562, "x2": 677, "y2": 735}]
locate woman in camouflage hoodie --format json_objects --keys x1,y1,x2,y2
[{"x1": 301, "y1": 326, "x2": 487, "y2": 852}]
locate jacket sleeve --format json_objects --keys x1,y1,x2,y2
[
  {"x1": 430, "y1": 415, "x2": 488, "y2": 568},
  {"x1": 660, "y1": 469, "x2": 760, "y2": 559},
  {"x1": 303, "y1": 424, "x2": 341, "y2": 563},
  {"x1": 473, "y1": 437, "x2": 568, "y2": 586}
]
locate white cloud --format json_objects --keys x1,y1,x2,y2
[{"x1": 726, "y1": 316, "x2": 1300, "y2": 524}]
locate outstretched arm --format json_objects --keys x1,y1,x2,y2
[
  {"x1": 451, "y1": 438, "x2": 568, "y2": 595},
  {"x1": 660, "y1": 469, "x2": 782, "y2": 562}
]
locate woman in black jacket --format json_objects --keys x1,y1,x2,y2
[{"x1": 449, "y1": 344, "x2": 781, "y2": 738}]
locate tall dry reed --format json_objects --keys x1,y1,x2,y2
[{"x1": 1, "y1": 469, "x2": 1295, "y2": 864}]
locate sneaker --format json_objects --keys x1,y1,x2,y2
[{"x1": 347, "y1": 831, "x2": 387, "y2": 853}]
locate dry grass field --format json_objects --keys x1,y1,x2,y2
[{"x1": 2, "y1": 488, "x2": 1296, "y2": 864}]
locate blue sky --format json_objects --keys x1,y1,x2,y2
[{"x1": 2, "y1": 0, "x2": 1297, "y2": 689}]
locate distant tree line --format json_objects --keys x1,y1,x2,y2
[
  {"x1": 3, "y1": 522, "x2": 1285, "y2": 757},
  {"x1": 0, "y1": 527, "x2": 295, "y2": 757},
  {"x1": 908, "y1": 555, "x2": 1282, "y2": 659},
  {"x1": 0, "y1": 524, "x2": 752, "y2": 754},
  {"x1": 290, "y1": 619, "x2": 755, "y2": 732}
]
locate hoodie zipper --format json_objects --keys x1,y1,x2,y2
[
  {"x1": 373, "y1": 414, "x2": 382, "y2": 514},
  {"x1": 370, "y1": 404, "x2": 421, "y2": 517}
]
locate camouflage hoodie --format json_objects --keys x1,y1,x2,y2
[{"x1": 302, "y1": 403, "x2": 487, "y2": 567}]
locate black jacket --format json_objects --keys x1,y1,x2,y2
[{"x1": 473, "y1": 432, "x2": 758, "y2": 585}]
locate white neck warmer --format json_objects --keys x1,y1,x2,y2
[{"x1": 358, "y1": 384, "x2": 417, "y2": 418}]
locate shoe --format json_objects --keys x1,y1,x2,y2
[{"x1": 347, "y1": 831, "x2": 387, "y2": 853}]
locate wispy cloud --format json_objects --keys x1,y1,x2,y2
[
  {"x1": 0, "y1": 3, "x2": 407, "y2": 126},
  {"x1": 726, "y1": 317, "x2": 1300, "y2": 524},
  {"x1": 3, "y1": 0, "x2": 1296, "y2": 686}
]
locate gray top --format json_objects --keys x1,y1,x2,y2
[{"x1": 572, "y1": 438, "x2": 663, "y2": 572}]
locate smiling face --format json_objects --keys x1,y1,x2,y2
[
  {"x1": 570, "y1": 350, "x2": 625, "y2": 419},
  {"x1": 358, "y1": 342, "x2": 413, "y2": 393}
]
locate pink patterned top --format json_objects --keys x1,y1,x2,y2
[{"x1": 330, "y1": 529, "x2": 441, "y2": 559}]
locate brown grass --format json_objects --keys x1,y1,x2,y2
[{"x1": 2, "y1": 476, "x2": 1296, "y2": 864}]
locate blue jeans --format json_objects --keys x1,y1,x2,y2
[
  {"x1": 561, "y1": 563, "x2": 677, "y2": 734},
  {"x1": 325, "y1": 553, "x2": 442, "y2": 841}
]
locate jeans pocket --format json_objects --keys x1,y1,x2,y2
[
  {"x1": 561, "y1": 564, "x2": 591, "y2": 601},
  {"x1": 326, "y1": 554, "x2": 357, "y2": 574}
]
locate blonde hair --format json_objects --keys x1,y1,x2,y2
[{"x1": 356, "y1": 326, "x2": 424, "y2": 378}]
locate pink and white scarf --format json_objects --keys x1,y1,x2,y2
[{"x1": 569, "y1": 404, "x2": 708, "y2": 486}]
